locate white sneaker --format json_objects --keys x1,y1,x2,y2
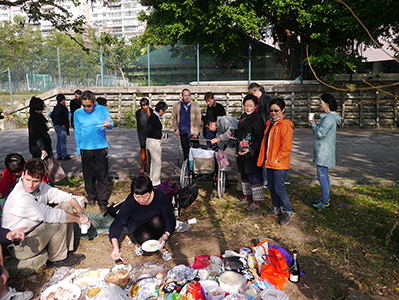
[{"x1": 0, "y1": 287, "x2": 33, "y2": 300}]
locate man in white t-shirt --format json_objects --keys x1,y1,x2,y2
[{"x1": 2, "y1": 159, "x2": 91, "y2": 268}]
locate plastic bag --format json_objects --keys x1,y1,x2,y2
[
  {"x1": 260, "y1": 248, "x2": 289, "y2": 291},
  {"x1": 157, "y1": 178, "x2": 180, "y2": 202},
  {"x1": 93, "y1": 284, "x2": 130, "y2": 300},
  {"x1": 215, "y1": 149, "x2": 232, "y2": 171}
]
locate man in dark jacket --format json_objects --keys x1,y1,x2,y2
[
  {"x1": 70, "y1": 89, "x2": 82, "y2": 128},
  {"x1": 51, "y1": 94, "x2": 71, "y2": 160},
  {"x1": 202, "y1": 92, "x2": 226, "y2": 138}
]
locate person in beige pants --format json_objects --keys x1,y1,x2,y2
[
  {"x1": 146, "y1": 101, "x2": 168, "y2": 186},
  {"x1": 2, "y1": 159, "x2": 91, "y2": 269}
]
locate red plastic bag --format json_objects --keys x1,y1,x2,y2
[{"x1": 260, "y1": 247, "x2": 289, "y2": 290}]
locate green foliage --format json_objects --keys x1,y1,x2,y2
[
  {"x1": 141, "y1": 0, "x2": 399, "y2": 79},
  {"x1": 123, "y1": 104, "x2": 136, "y2": 128}
]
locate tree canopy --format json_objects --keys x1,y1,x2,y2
[{"x1": 140, "y1": 0, "x2": 399, "y2": 79}]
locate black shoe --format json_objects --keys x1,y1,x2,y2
[
  {"x1": 88, "y1": 199, "x2": 95, "y2": 206},
  {"x1": 263, "y1": 209, "x2": 282, "y2": 217},
  {"x1": 63, "y1": 155, "x2": 71, "y2": 161},
  {"x1": 280, "y1": 212, "x2": 292, "y2": 226},
  {"x1": 99, "y1": 204, "x2": 107, "y2": 213},
  {"x1": 69, "y1": 253, "x2": 86, "y2": 261},
  {"x1": 57, "y1": 157, "x2": 62, "y2": 160},
  {"x1": 47, "y1": 254, "x2": 81, "y2": 269}
]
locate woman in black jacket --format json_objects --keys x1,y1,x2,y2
[
  {"x1": 28, "y1": 97, "x2": 53, "y2": 159},
  {"x1": 235, "y1": 94, "x2": 265, "y2": 211}
]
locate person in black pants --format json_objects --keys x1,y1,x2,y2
[
  {"x1": 109, "y1": 174, "x2": 175, "y2": 261},
  {"x1": 70, "y1": 89, "x2": 82, "y2": 128}
]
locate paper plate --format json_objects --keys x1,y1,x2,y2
[
  {"x1": 73, "y1": 276, "x2": 96, "y2": 288},
  {"x1": 41, "y1": 283, "x2": 81, "y2": 300},
  {"x1": 142, "y1": 239, "x2": 163, "y2": 252}
]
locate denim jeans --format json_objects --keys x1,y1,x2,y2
[
  {"x1": 317, "y1": 165, "x2": 330, "y2": 204},
  {"x1": 266, "y1": 168, "x2": 291, "y2": 213},
  {"x1": 263, "y1": 167, "x2": 268, "y2": 185},
  {"x1": 54, "y1": 125, "x2": 68, "y2": 158}
]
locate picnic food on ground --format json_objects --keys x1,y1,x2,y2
[
  {"x1": 87, "y1": 287, "x2": 101, "y2": 298},
  {"x1": 105, "y1": 271, "x2": 129, "y2": 288},
  {"x1": 46, "y1": 286, "x2": 77, "y2": 300}
]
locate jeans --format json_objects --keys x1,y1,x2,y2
[
  {"x1": 263, "y1": 167, "x2": 268, "y2": 185},
  {"x1": 317, "y1": 165, "x2": 330, "y2": 204},
  {"x1": 54, "y1": 125, "x2": 68, "y2": 158},
  {"x1": 267, "y1": 168, "x2": 291, "y2": 213}
]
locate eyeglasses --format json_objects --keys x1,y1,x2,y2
[
  {"x1": 270, "y1": 109, "x2": 281, "y2": 113},
  {"x1": 83, "y1": 105, "x2": 93, "y2": 108}
]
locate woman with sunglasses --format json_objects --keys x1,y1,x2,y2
[{"x1": 258, "y1": 98, "x2": 293, "y2": 225}]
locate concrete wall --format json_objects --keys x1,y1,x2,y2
[{"x1": 4, "y1": 83, "x2": 399, "y2": 128}]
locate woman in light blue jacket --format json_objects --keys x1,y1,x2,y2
[{"x1": 309, "y1": 94, "x2": 342, "y2": 209}]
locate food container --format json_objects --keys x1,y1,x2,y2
[
  {"x1": 260, "y1": 288, "x2": 289, "y2": 300},
  {"x1": 104, "y1": 270, "x2": 129, "y2": 289},
  {"x1": 208, "y1": 286, "x2": 225, "y2": 300},
  {"x1": 218, "y1": 271, "x2": 246, "y2": 293},
  {"x1": 200, "y1": 280, "x2": 218, "y2": 294}
]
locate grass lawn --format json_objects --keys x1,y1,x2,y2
[{"x1": 6, "y1": 179, "x2": 399, "y2": 299}]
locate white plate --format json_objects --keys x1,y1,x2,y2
[
  {"x1": 142, "y1": 239, "x2": 163, "y2": 252},
  {"x1": 112, "y1": 264, "x2": 132, "y2": 273},
  {"x1": 41, "y1": 283, "x2": 81, "y2": 300}
]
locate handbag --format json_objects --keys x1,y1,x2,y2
[
  {"x1": 42, "y1": 156, "x2": 66, "y2": 183},
  {"x1": 215, "y1": 149, "x2": 232, "y2": 171}
]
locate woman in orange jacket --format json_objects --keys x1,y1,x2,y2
[{"x1": 257, "y1": 98, "x2": 293, "y2": 225}]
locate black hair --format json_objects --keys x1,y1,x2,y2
[
  {"x1": 248, "y1": 82, "x2": 261, "y2": 91},
  {"x1": 29, "y1": 97, "x2": 45, "y2": 112},
  {"x1": 97, "y1": 97, "x2": 107, "y2": 106},
  {"x1": 140, "y1": 98, "x2": 149, "y2": 107},
  {"x1": 204, "y1": 92, "x2": 214, "y2": 100},
  {"x1": 243, "y1": 94, "x2": 258, "y2": 106},
  {"x1": 131, "y1": 173, "x2": 153, "y2": 195},
  {"x1": 155, "y1": 101, "x2": 168, "y2": 112},
  {"x1": 81, "y1": 90, "x2": 96, "y2": 103},
  {"x1": 204, "y1": 116, "x2": 217, "y2": 126},
  {"x1": 182, "y1": 88, "x2": 191, "y2": 94},
  {"x1": 74, "y1": 89, "x2": 82, "y2": 95},
  {"x1": 269, "y1": 98, "x2": 286, "y2": 110},
  {"x1": 56, "y1": 94, "x2": 66, "y2": 103},
  {"x1": 320, "y1": 93, "x2": 337, "y2": 111},
  {"x1": 5, "y1": 153, "x2": 25, "y2": 174}
]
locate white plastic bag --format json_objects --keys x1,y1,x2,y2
[{"x1": 93, "y1": 285, "x2": 130, "y2": 300}]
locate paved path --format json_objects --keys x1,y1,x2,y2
[{"x1": 1, "y1": 128, "x2": 398, "y2": 183}]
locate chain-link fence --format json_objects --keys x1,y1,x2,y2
[{"x1": 0, "y1": 43, "x2": 120, "y2": 93}]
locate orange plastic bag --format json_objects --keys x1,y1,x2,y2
[{"x1": 260, "y1": 247, "x2": 289, "y2": 290}]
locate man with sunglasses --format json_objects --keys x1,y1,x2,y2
[{"x1": 74, "y1": 91, "x2": 113, "y2": 212}]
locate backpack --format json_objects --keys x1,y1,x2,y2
[
  {"x1": 105, "y1": 200, "x2": 125, "y2": 218},
  {"x1": 177, "y1": 182, "x2": 198, "y2": 209}
]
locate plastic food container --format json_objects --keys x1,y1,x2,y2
[
  {"x1": 260, "y1": 288, "x2": 289, "y2": 300},
  {"x1": 218, "y1": 271, "x2": 246, "y2": 293},
  {"x1": 104, "y1": 271, "x2": 129, "y2": 289},
  {"x1": 200, "y1": 280, "x2": 218, "y2": 293},
  {"x1": 208, "y1": 286, "x2": 225, "y2": 300}
]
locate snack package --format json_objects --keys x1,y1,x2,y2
[
  {"x1": 250, "y1": 239, "x2": 268, "y2": 274},
  {"x1": 186, "y1": 282, "x2": 207, "y2": 300}
]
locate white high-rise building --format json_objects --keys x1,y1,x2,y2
[
  {"x1": 88, "y1": 0, "x2": 147, "y2": 43},
  {"x1": 0, "y1": 0, "x2": 147, "y2": 41}
]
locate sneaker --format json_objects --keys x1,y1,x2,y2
[
  {"x1": 245, "y1": 203, "x2": 260, "y2": 212},
  {"x1": 312, "y1": 202, "x2": 330, "y2": 210},
  {"x1": 56, "y1": 157, "x2": 62, "y2": 160},
  {"x1": 234, "y1": 198, "x2": 249, "y2": 205},
  {"x1": 69, "y1": 253, "x2": 85, "y2": 261},
  {"x1": 280, "y1": 213, "x2": 292, "y2": 226},
  {"x1": 63, "y1": 155, "x2": 71, "y2": 161},
  {"x1": 2, "y1": 287, "x2": 33, "y2": 300},
  {"x1": 134, "y1": 246, "x2": 143, "y2": 256},
  {"x1": 263, "y1": 209, "x2": 282, "y2": 217},
  {"x1": 46, "y1": 254, "x2": 81, "y2": 269},
  {"x1": 312, "y1": 198, "x2": 330, "y2": 205},
  {"x1": 263, "y1": 182, "x2": 268, "y2": 188},
  {"x1": 161, "y1": 250, "x2": 172, "y2": 261}
]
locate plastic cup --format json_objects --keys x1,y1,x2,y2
[
  {"x1": 81, "y1": 224, "x2": 88, "y2": 234},
  {"x1": 308, "y1": 113, "x2": 315, "y2": 121}
]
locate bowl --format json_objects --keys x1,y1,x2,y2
[
  {"x1": 104, "y1": 271, "x2": 129, "y2": 289},
  {"x1": 218, "y1": 271, "x2": 246, "y2": 293}
]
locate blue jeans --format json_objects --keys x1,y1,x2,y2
[
  {"x1": 263, "y1": 167, "x2": 268, "y2": 185},
  {"x1": 54, "y1": 125, "x2": 68, "y2": 158},
  {"x1": 317, "y1": 165, "x2": 330, "y2": 204},
  {"x1": 267, "y1": 169, "x2": 291, "y2": 213}
]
